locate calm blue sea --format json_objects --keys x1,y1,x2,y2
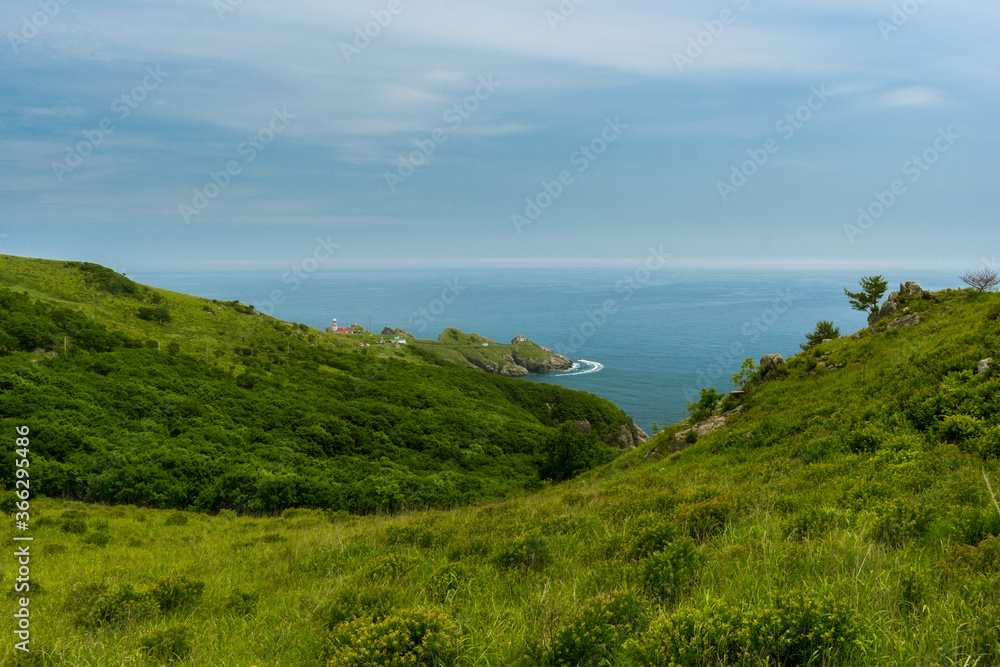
[{"x1": 130, "y1": 268, "x2": 958, "y2": 433}]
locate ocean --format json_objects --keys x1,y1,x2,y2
[{"x1": 130, "y1": 267, "x2": 960, "y2": 433}]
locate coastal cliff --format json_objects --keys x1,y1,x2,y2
[{"x1": 428, "y1": 328, "x2": 573, "y2": 377}]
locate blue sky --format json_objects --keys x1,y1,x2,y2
[{"x1": 1, "y1": 0, "x2": 997, "y2": 273}]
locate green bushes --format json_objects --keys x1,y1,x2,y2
[
  {"x1": 325, "y1": 607, "x2": 462, "y2": 667},
  {"x1": 139, "y1": 624, "x2": 192, "y2": 663},
  {"x1": 631, "y1": 593, "x2": 859, "y2": 667},
  {"x1": 639, "y1": 538, "x2": 701, "y2": 605},
  {"x1": 495, "y1": 533, "x2": 552, "y2": 572},
  {"x1": 627, "y1": 514, "x2": 680, "y2": 559},
  {"x1": 428, "y1": 564, "x2": 464, "y2": 602},
  {"x1": 223, "y1": 588, "x2": 259, "y2": 616},
  {"x1": 148, "y1": 574, "x2": 205, "y2": 612},
  {"x1": 783, "y1": 507, "x2": 839, "y2": 541},
  {"x1": 314, "y1": 587, "x2": 397, "y2": 630},
  {"x1": 546, "y1": 593, "x2": 647, "y2": 667},
  {"x1": 70, "y1": 574, "x2": 205, "y2": 628},
  {"x1": 539, "y1": 423, "x2": 617, "y2": 482},
  {"x1": 72, "y1": 583, "x2": 159, "y2": 628},
  {"x1": 868, "y1": 499, "x2": 932, "y2": 546},
  {"x1": 674, "y1": 498, "x2": 732, "y2": 542}
]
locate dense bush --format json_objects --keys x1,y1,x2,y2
[
  {"x1": 639, "y1": 538, "x2": 700, "y2": 605},
  {"x1": 674, "y1": 498, "x2": 732, "y2": 542},
  {"x1": 0, "y1": 296, "x2": 637, "y2": 514},
  {"x1": 539, "y1": 423, "x2": 616, "y2": 482},
  {"x1": 495, "y1": 533, "x2": 552, "y2": 572},
  {"x1": 627, "y1": 513, "x2": 680, "y2": 559},
  {"x1": 72, "y1": 583, "x2": 158, "y2": 628},
  {"x1": 315, "y1": 587, "x2": 397, "y2": 630},
  {"x1": 138, "y1": 624, "x2": 193, "y2": 663},
  {"x1": 148, "y1": 574, "x2": 205, "y2": 612},
  {"x1": 631, "y1": 593, "x2": 859, "y2": 666},
  {"x1": 325, "y1": 607, "x2": 463, "y2": 667},
  {"x1": 868, "y1": 498, "x2": 932, "y2": 546},
  {"x1": 546, "y1": 593, "x2": 647, "y2": 667}
]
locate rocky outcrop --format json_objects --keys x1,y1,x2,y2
[
  {"x1": 868, "y1": 281, "x2": 933, "y2": 326},
  {"x1": 462, "y1": 356, "x2": 530, "y2": 377},
  {"x1": 886, "y1": 313, "x2": 921, "y2": 330},
  {"x1": 382, "y1": 326, "x2": 414, "y2": 337},
  {"x1": 653, "y1": 406, "x2": 742, "y2": 458},
  {"x1": 760, "y1": 353, "x2": 786, "y2": 368},
  {"x1": 570, "y1": 419, "x2": 648, "y2": 450},
  {"x1": 511, "y1": 347, "x2": 573, "y2": 373},
  {"x1": 458, "y1": 346, "x2": 571, "y2": 377},
  {"x1": 980, "y1": 358, "x2": 993, "y2": 376}
]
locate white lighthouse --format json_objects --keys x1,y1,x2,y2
[{"x1": 325, "y1": 317, "x2": 338, "y2": 333}]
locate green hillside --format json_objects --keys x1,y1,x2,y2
[
  {"x1": 1, "y1": 259, "x2": 999, "y2": 666},
  {"x1": 0, "y1": 254, "x2": 640, "y2": 513}
]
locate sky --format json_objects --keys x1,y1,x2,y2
[{"x1": 1, "y1": 0, "x2": 998, "y2": 273}]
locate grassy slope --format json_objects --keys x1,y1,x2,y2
[
  {"x1": 0, "y1": 255, "x2": 639, "y2": 514},
  {"x1": 0, "y1": 254, "x2": 409, "y2": 368},
  {"x1": 412, "y1": 328, "x2": 564, "y2": 372},
  {"x1": 1, "y1": 272, "x2": 1000, "y2": 665}
]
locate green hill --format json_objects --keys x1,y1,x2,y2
[
  {"x1": 1, "y1": 259, "x2": 999, "y2": 666},
  {"x1": 0, "y1": 254, "x2": 640, "y2": 514}
]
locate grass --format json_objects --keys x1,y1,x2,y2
[{"x1": 2, "y1": 257, "x2": 999, "y2": 664}]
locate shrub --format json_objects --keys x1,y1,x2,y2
[
  {"x1": 630, "y1": 593, "x2": 859, "y2": 667},
  {"x1": 939, "y1": 414, "x2": 985, "y2": 448},
  {"x1": 429, "y1": 563, "x2": 464, "y2": 603},
  {"x1": 365, "y1": 552, "x2": 420, "y2": 581},
  {"x1": 868, "y1": 499, "x2": 931, "y2": 546},
  {"x1": 148, "y1": 574, "x2": 205, "y2": 612},
  {"x1": 974, "y1": 427, "x2": 1000, "y2": 459},
  {"x1": 164, "y1": 512, "x2": 189, "y2": 526},
  {"x1": 686, "y1": 387, "x2": 724, "y2": 423},
  {"x1": 801, "y1": 320, "x2": 840, "y2": 351},
  {"x1": 216, "y1": 508, "x2": 237, "y2": 521},
  {"x1": 744, "y1": 593, "x2": 858, "y2": 665},
  {"x1": 139, "y1": 624, "x2": 193, "y2": 663},
  {"x1": 0, "y1": 491, "x2": 18, "y2": 515},
  {"x1": 627, "y1": 602, "x2": 741, "y2": 667},
  {"x1": 628, "y1": 514, "x2": 680, "y2": 559},
  {"x1": 72, "y1": 583, "x2": 158, "y2": 628},
  {"x1": 639, "y1": 538, "x2": 700, "y2": 606},
  {"x1": 539, "y1": 423, "x2": 616, "y2": 482},
  {"x1": 897, "y1": 566, "x2": 927, "y2": 614},
  {"x1": 82, "y1": 531, "x2": 111, "y2": 547},
  {"x1": 314, "y1": 587, "x2": 396, "y2": 630},
  {"x1": 41, "y1": 543, "x2": 68, "y2": 556},
  {"x1": 136, "y1": 306, "x2": 171, "y2": 324},
  {"x1": 546, "y1": 593, "x2": 648, "y2": 667},
  {"x1": 325, "y1": 607, "x2": 462, "y2": 667},
  {"x1": 59, "y1": 518, "x2": 87, "y2": 534},
  {"x1": 674, "y1": 498, "x2": 731, "y2": 542},
  {"x1": 843, "y1": 422, "x2": 888, "y2": 454},
  {"x1": 224, "y1": 588, "x2": 259, "y2": 616},
  {"x1": 783, "y1": 507, "x2": 839, "y2": 541},
  {"x1": 495, "y1": 533, "x2": 552, "y2": 572}
]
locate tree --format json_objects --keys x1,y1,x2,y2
[
  {"x1": 686, "y1": 387, "x2": 724, "y2": 423},
  {"x1": 800, "y1": 320, "x2": 840, "y2": 351},
  {"x1": 539, "y1": 423, "x2": 615, "y2": 482},
  {"x1": 844, "y1": 275, "x2": 888, "y2": 315},
  {"x1": 959, "y1": 267, "x2": 1000, "y2": 293},
  {"x1": 731, "y1": 357, "x2": 760, "y2": 388}
]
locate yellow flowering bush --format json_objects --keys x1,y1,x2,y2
[{"x1": 326, "y1": 607, "x2": 462, "y2": 667}]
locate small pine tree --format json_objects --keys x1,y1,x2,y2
[
  {"x1": 801, "y1": 320, "x2": 840, "y2": 351},
  {"x1": 844, "y1": 275, "x2": 888, "y2": 315}
]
